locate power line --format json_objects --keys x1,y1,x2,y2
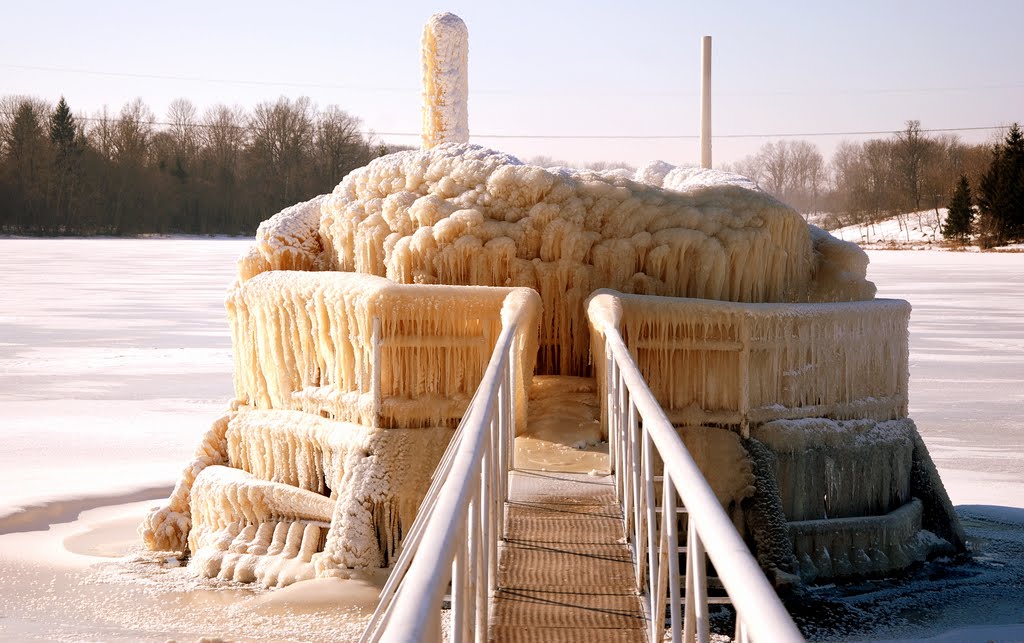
[
  {"x1": 373, "y1": 126, "x2": 1008, "y2": 140},
  {"x1": 0, "y1": 109, "x2": 1010, "y2": 141},
  {"x1": 6, "y1": 63, "x2": 1024, "y2": 98}
]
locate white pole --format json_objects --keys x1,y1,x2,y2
[{"x1": 700, "y1": 35, "x2": 712, "y2": 169}]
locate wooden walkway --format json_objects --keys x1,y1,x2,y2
[{"x1": 489, "y1": 470, "x2": 647, "y2": 642}]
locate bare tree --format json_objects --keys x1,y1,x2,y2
[
  {"x1": 248, "y1": 96, "x2": 316, "y2": 205},
  {"x1": 314, "y1": 105, "x2": 370, "y2": 188},
  {"x1": 830, "y1": 141, "x2": 869, "y2": 228},
  {"x1": 895, "y1": 120, "x2": 929, "y2": 215},
  {"x1": 727, "y1": 140, "x2": 823, "y2": 217},
  {"x1": 86, "y1": 106, "x2": 117, "y2": 161},
  {"x1": 167, "y1": 98, "x2": 200, "y2": 169},
  {"x1": 113, "y1": 98, "x2": 153, "y2": 165},
  {"x1": 757, "y1": 141, "x2": 789, "y2": 198},
  {"x1": 200, "y1": 104, "x2": 248, "y2": 231}
]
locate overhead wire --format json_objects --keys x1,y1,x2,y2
[{"x1": 0, "y1": 109, "x2": 1010, "y2": 141}]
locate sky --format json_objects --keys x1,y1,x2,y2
[{"x1": 2, "y1": 0, "x2": 1022, "y2": 167}]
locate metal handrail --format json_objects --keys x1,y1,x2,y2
[
  {"x1": 591, "y1": 292, "x2": 804, "y2": 643},
  {"x1": 359, "y1": 293, "x2": 527, "y2": 643}
]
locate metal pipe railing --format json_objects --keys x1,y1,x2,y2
[
  {"x1": 359, "y1": 295, "x2": 528, "y2": 643},
  {"x1": 592, "y1": 295, "x2": 804, "y2": 643}
]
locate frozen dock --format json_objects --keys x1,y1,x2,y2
[{"x1": 489, "y1": 470, "x2": 647, "y2": 642}]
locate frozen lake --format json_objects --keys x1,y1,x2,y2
[
  {"x1": 0, "y1": 238, "x2": 1022, "y2": 641},
  {"x1": 1, "y1": 239, "x2": 1021, "y2": 518},
  {"x1": 0, "y1": 238, "x2": 248, "y2": 521},
  {"x1": 868, "y1": 251, "x2": 1024, "y2": 507}
]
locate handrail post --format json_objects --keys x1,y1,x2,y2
[
  {"x1": 452, "y1": 535, "x2": 467, "y2": 642},
  {"x1": 688, "y1": 520, "x2": 710, "y2": 643},
  {"x1": 629, "y1": 397, "x2": 642, "y2": 557},
  {"x1": 477, "y1": 442, "x2": 490, "y2": 639},
  {"x1": 665, "y1": 474, "x2": 682, "y2": 643}
]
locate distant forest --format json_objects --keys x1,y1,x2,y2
[
  {"x1": 0, "y1": 94, "x2": 403, "y2": 236},
  {"x1": 722, "y1": 120, "x2": 1024, "y2": 248},
  {"x1": 1, "y1": 94, "x2": 1021, "y2": 246}
]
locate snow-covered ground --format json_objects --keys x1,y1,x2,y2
[
  {"x1": 829, "y1": 209, "x2": 948, "y2": 249},
  {"x1": 0, "y1": 239, "x2": 1021, "y2": 641},
  {"x1": 828, "y1": 209, "x2": 1024, "y2": 252}
]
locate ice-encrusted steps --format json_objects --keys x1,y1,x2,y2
[{"x1": 489, "y1": 470, "x2": 647, "y2": 642}]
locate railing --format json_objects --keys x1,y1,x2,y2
[
  {"x1": 589, "y1": 292, "x2": 804, "y2": 643},
  {"x1": 359, "y1": 290, "x2": 538, "y2": 642}
]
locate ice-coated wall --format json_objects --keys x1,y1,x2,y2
[
  {"x1": 227, "y1": 270, "x2": 536, "y2": 430},
  {"x1": 588, "y1": 292, "x2": 910, "y2": 429}
]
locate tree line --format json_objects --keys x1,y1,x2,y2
[
  {"x1": 724, "y1": 120, "x2": 1024, "y2": 247},
  {"x1": 0, "y1": 94, "x2": 396, "y2": 235},
  {"x1": 2, "y1": 94, "x2": 1021, "y2": 247}
]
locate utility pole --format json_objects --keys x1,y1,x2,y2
[{"x1": 700, "y1": 35, "x2": 712, "y2": 169}]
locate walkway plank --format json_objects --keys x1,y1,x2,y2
[{"x1": 489, "y1": 470, "x2": 647, "y2": 643}]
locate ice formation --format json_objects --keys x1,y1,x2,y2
[
  {"x1": 421, "y1": 12, "x2": 469, "y2": 149},
  {"x1": 227, "y1": 271, "x2": 535, "y2": 430},
  {"x1": 587, "y1": 291, "x2": 964, "y2": 581},
  {"x1": 143, "y1": 10, "x2": 963, "y2": 590},
  {"x1": 588, "y1": 292, "x2": 909, "y2": 430},
  {"x1": 316, "y1": 142, "x2": 875, "y2": 376}
]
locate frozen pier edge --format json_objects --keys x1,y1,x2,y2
[{"x1": 139, "y1": 12, "x2": 966, "y2": 642}]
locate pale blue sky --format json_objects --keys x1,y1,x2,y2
[{"x1": 2, "y1": 0, "x2": 1021, "y2": 166}]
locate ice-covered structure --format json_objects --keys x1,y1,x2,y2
[
  {"x1": 586, "y1": 292, "x2": 965, "y2": 583},
  {"x1": 141, "y1": 12, "x2": 964, "y2": 587}
]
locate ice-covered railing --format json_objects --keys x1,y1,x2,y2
[
  {"x1": 228, "y1": 271, "x2": 536, "y2": 430},
  {"x1": 589, "y1": 291, "x2": 910, "y2": 434},
  {"x1": 588, "y1": 296, "x2": 804, "y2": 643},
  {"x1": 359, "y1": 290, "x2": 537, "y2": 642}
]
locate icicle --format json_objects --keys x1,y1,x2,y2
[
  {"x1": 317, "y1": 144, "x2": 876, "y2": 376},
  {"x1": 228, "y1": 271, "x2": 537, "y2": 429}
]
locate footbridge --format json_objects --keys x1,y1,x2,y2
[{"x1": 359, "y1": 291, "x2": 806, "y2": 643}]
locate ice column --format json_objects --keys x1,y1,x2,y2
[
  {"x1": 700, "y1": 35, "x2": 712, "y2": 169},
  {"x1": 421, "y1": 12, "x2": 469, "y2": 149}
]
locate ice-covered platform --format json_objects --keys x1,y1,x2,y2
[{"x1": 140, "y1": 10, "x2": 965, "y2": 599}]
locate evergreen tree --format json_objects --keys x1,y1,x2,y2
[
  {"x1": 977, "y1": 123, "x2": 1024, "y2": 246},
  {"x1": 49, "y1": 97, "x2": 77, "y2": 156},
  {"x1": 2, "y1": 102, "x2": 48, "y2": 230},
  {"x1": 941, "y1": 175, "x2": 974, "y2": 244},
  {"x1": 48, "y1": 97, "x2": 82, "y2": 233}
]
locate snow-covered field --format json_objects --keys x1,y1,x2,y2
[
  {"x1": 0, "y1": 239, "x2": 1022, "y2": 641},
  {"x1": 830, "y1": 209, "x2": 949, "y2": 248},
  {"x1": 828, "y1": 208, "x2": 1024, "y2": 252}
]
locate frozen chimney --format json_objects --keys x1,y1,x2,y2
[{"x1": 421, "y1": 12, "x2": 469, "y2": 149}]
